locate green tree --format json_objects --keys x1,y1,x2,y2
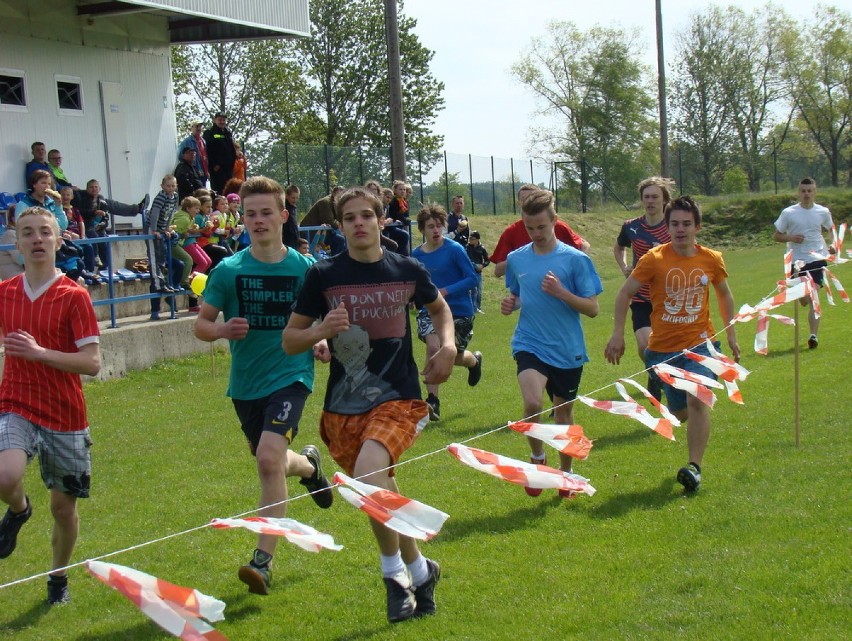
[
  {"x1": 294, "y1": 0, "x2": 444, "y2": 165},
  {"x1": 512, "y1": 21, "x2": 655, "y2": 202},
  {"x1": 780, "y1": 5, "x2": 852, "y2": 186}
]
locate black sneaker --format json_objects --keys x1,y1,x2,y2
[
  {"x1": 47, "y1": 574, "x2": 70, "y2": 605},
  {"x1": 808, "y1": 334, "x2": 818, "y2": 350},
  {"x1": 383, "y1": 570, "x2": 416, "y2": 623},
  {"x1": 238, "y1": 556, "x2": 271, "y2": 595},
  {"x1": 299, "y1": 445, "x2": 334, "y2": 509},
  {"x1": 647, "y1": 375, "x2": 663, "y2": 402},
  {"x1": 0, "y1": 497, "x2": 32, "y2": 559},
  {"x1": 138, "y1": 193, "x2": 151, "y2": 214},
  {"x1": 413, "y1": 558, "x2": 441, "y2": 617},
  {"x1": 426, "y1": 394, "x2": 441, "y2": 422},
  {"x1": 676, "y1": 463, "x2": 702, "y2": 493},
  {"x1": 468, "y1": 351, "x2": 483, "y2": 387}
]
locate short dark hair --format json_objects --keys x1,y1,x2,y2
[
  {"x1": 337, "y1": 187, "x2": 384, "y2": 219},
  {"x1": 799, "y1": 177, "x2": 816, "y2": 186},
  {"x1": 31, "y1": 141, "x2": 45, "y2": 151},
  {"x1": 285, "y1": 184, "x2": 300, "y2": 196},
  {"x1": 28, "y1": 169, "x2": 52, "y2": 189},
  {"x1": 664, "y1": 196, "x2": 702, "y2": 226}
]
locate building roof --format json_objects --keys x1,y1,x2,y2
[{"x1": 76, "y1": 0, "x2": 310, "y2": 43}]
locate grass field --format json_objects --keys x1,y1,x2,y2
[{"x1": 0, "y1": 210, "x2": 850, "y2": 641}]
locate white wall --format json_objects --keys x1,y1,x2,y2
[{"x1": 0, "y1": 1, "x2": 179, "y2": 227}]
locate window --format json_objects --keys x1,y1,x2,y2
[
  {"x1": 0, "y1": 70, "x2": 27, "y2": 112},
  {"x1": 55, "y1": 75, "x2": 84, "y2": 115}
]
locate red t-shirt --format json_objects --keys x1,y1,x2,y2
[
  {"x1": 491, "y1": 218, "x2": 585, "y2": 263},
  {"x1": 0, "y1": 273, "x2": 100, "y2": 431}
]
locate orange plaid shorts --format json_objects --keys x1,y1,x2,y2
[{"x1": 320, "y1": 399, "x2": 429, "y2": 477}]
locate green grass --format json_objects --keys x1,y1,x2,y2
[{"x1": 1, "y1": 217, "x2": 850, "y2": 640}]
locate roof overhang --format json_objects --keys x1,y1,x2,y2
[{"x1": 76, "y1": 0, "x2": 311, "y2": 43}]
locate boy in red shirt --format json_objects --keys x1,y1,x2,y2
[{"x1": 0, "y1": 207, "x2": 101, "y2": 604}]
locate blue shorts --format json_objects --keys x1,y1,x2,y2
[{"x1": 644, "y1": 342, "x2": 720, "y2": 412}]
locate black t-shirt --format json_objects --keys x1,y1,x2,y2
[{"x1": 293, "y1": 251, "x2": 439, "y2": 414}]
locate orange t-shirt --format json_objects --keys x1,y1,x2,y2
[{"x1": 631, "y1": 243, "x2": 727, "y2": 352}]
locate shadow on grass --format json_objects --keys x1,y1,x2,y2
[
  {"x1": 331, "y1": 623, "x2": 393, "y2": 641},
  {"x1": 589, "y1": 428, "x2": 654, "y2": 449},
  {"x1": 438, "y1": 500, "x2": 553, "y2": 542},
  {"x1": 586, "y1": 477, "x2": 682, "y2": 519},
  {"x1": 0, "y1": 600, "x2": 52, "y2": 634},
  {"x1": 74, "y1": 621, "x2": 168, "y2": 641}
]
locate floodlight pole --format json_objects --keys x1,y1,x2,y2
[
  {"x1": 384, "y1": 0, "x2": 406, "y2": 181},
  {"x1": 656, "y1": 0, "x2": 670, "y2": 177}
]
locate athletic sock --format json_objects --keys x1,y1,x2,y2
[
  {"x1": 407, "y1": 554, "x2": 428, "y2": 587},
  {"x1": 380, "y1": 552, "x2": 405, "y2": 578}
]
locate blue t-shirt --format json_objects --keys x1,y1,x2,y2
[
  {"x1": 203, "y1": 247, "x2": 315, "y2": 400},
  {"x1": 505, "y1": 241, "x2": 603, "y2": 369},
  {"x1": 412, "y1": 239, "x2": 478, "y2": 317}
]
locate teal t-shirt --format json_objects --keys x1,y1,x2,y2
[{"x1": 204, "y1": 247, "x2": 315, "y2": 400}]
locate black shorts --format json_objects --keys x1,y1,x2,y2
[
  {"x1": 793, "y1": 259, "x2": 827, "y2": 287},
  {"x1": 232, "y1": 383, "x2": 309, "y2": 455},
  {"x1": 630, "y1": 300, "x2": 653, "y2": 332},
  {"x1": 514, "y1": 351, "x2": 583, "y2": 401}
]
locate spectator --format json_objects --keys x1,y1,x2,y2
[
  {"x1": 283, "y1": 184, "x2": 301, "y2": 250},
  {"x1": 48, "y1": 149, "x2": 76, "y2": 190},
  {"x1": 203, "y1": 112, "x2": 237, "y2": 194},
  {"x1": 174, "y1": 147, "x2": 206, "y2": 201},
  {"x1": 24, "y1": 142, "x2": 52, "y2": 186},
  {"x1": 446, "y1": 195, "x2": 467, "y2": 237},
  {"x1": 301, "y1": 186, "x2": 344, "y2": 227},
  {"x1": 60, "y1": 187, "x2": 96, "y2": 277},
  {"x1": 232, "y1": 142, "x2": 247, "y2": 181},
  {"x1": 71, "y1": 178, "x2": 149, "y2": 231},
  {"x1": 145, "y1": 174, "x2": 180, "y2": 294},
  {"x1": 384, "y1": 181, "x2": 411, "y2": 256},
  {"x1": 177, "y1": 120, "x2": 209, "y2": 184},
  {"x1": 172, "y1": 196, "x2": 211, "y2": 278},
  {"x1": 196, "y1": 195, "x2": 229, "y2": 270},
  {"x1": 226, "y1": 193, "x2": 242, "y2": 251},
  {"x1": 0, "y1": 208, "x2": 23, "y2": 281},
  {"x1": 15, "y1": 170, "x2": 67, "y2": 232},
  {"x1": 466, "y1": 230, "x2": 490, "y2": 311},
  {"x1": 222, "y1": 177, "x2": 244, "y2": 198}
]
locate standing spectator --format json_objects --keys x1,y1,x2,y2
[
  {"x1": 772, "y1": 177, "x2": 835, "y2": 349},
  {"x1": 194, "y1": 176, "x2": 333, "y2": 595},
  {"x1": 24, "y1": 142, "x2": 52, "y2": 186},
  {"x1": 446, "y1": 195, "x2": 467, "y2": 237},
  {"x1": 612, "y1": 176, "x2": 673, "y2": 399},
  {"x1": 203, "y1": 112, "x2": 237, "y2": 194},
  {"x1": 146, "y1": 174, "x2": 180, "y2": 294},
  {"x1": 466, "y1": 230, "x2": 490, "y2": 311},
  {"x1": 177, "y1": 120, "x2": 209, "y2": 185},
  {"x1": 491, "y1": 184, "x2": 590, "y2": 277},
  {"x1": 501, "y1": 190, "x2": 602, "y2": 495},
  {"x1": 283, "y1": 185, "x2": 301, "y2": 250},
  {"x1": 174, "y1": 147, "x2": 206, "y2": 202},
  {"x1": 412, "y1": 204, "x2": 482, "y2": 421},
  {"x1": 0, "y1": 206, "x2": 101, "y2": 604},
  {"x1": 48, "y1": 150, "x2": 76, "y2": 190},
  {"x1": 385, "y1": 181, "x2": 411, "y2": 256},
  {"x1": 232, "y1": 143, "x2": 247, "y2": 182},
  {"x1": 284, "y1": 187, "x2": 453, "y2": 623},
  {"x1": 605, "y1": 196, "x2": 739, "y2": 493}
]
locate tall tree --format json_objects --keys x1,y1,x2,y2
[
  {"x1": 780, "y1": 5, "x2": 851, "y2": 187},
  {"x1": 512, "y1": 21, "x2": 655, "y2": 202},
  {"x1": 294, "y1": 0, "x2": 444, "y2": 163}
]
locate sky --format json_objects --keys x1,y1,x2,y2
[{"x1": 405, "y1": 0, "x2": 829, "y2": 161}]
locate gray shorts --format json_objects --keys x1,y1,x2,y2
[
  {"x1": 0, "y1": 413, "x2": 92, "y2": 498},
  {"x1": 416, "y1": 309, "x2": 474, "y2": 352}
]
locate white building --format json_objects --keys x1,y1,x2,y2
[{"x1": 0, "y1": 0, "x2": 309, "y2": 228}]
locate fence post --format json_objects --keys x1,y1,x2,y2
[
  {"x1": 553, "y1": 162, "x2": 559, "y2": 213},
  {"x1": 678, "y1": 144, "x2": 684, "y2": 195},
  {"x1": 510, "y1": 158, "x2": 517, "y2": 215},
  {"x1": 324, "y1": 145, "x2": 330, "y2": 193},
  {"x1": 580, "y1": 158, "x2": 588, "y2": 213},
  {"x1": 285, "y1": 143, "x2": 291, "y2": 186},
  {"x1": 358, "y1": 147, "x2": 364, "y2": 184},
  {"x1": 468, "y1": 153, "x2": 475, "y2": 216},
  {"x1": 530, "y1": 159, "x2": 534, "y2": 184},
  {"x1": 772, "y1": 137, "x2": 778, "y2": 195},
  {"x1": 490, "y1": 156, "x2": 497, "y2": 215},
  {"x1": 443, "y1": 150, "x2": 449, "y2": 210},
  {"x1": 418, "y1": 148, "x2": 424, "y2": 205}
]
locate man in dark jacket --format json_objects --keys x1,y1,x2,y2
[
  {"x1": 174, "y1": 147, "x2": 205, "y2": 201},
  {"x1": 203, "y1": 112, "x2": 237, "y2": 194}
]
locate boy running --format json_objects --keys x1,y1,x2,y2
[
  {"x1": 0, "y1": 207, "x2": 101, "y2": 605},
  {"x1": 194, "y1": 176, "x2": 333, "y2": 596},
  {"x1": 284, "y1": 187, "x2": 455, "y2": 623},
  {"x1": 412, "y1": 203, "x2": 483, "y2": 421},
  {"x1": 500, "y1": 190, "x2": 602, "y2": 496},
  {"x1": 605, "y1": 196, "x2": 739, "y2": 493}
]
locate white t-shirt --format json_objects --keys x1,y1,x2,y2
[{"x1": 774, "y1": 203, "x2": 833, "y2": 263}]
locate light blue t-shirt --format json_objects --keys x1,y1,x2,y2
[
  {"x1": 505, "y1": 241, "x2": 603, "y2": 369},
  {"x1": 412, "y1": 239, "x2": 478, "y2": 317},
  {"x1": 203, "y1": 247, "x2": 315, "y2": 400}
]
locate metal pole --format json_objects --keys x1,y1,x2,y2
[
  {"x1": 678, "y1": 143, "x2": 683, "y2": 194},
  {"x1": 529, "y1": 159, "x2": 534, "y2": 183},
  {"x1": 510, "y1": 158, "x2": 517, "y2": 214},
  {"x1": 656, "y1": 0, "x2": 670, "y2": 177},
  {"x1": 468, "y1": 153, "x2": 475, "y2": 216},
  {"x1": 443, "y1": 150, "x2": 450, "y2": 210},
  {"x1": 358, "y1": 147, "x2": 364, "y2": 184},
  {"x1": 580, "y1": 158, "x2": 588, "y2": 213},
  {"x1": 324, "y1": 145, "x2": 330, "y2": 194},
  {"x1": 773, "y1": 137, "x2": 778, "y2": 194},
  {"x1": 490, "y1": 156, "x2": 497, "y2": 215},
  {"x1": 553, "y1": 162, "x2": 559, "y2": 214},
  {"x1": 285, "y1": 143, "x2": 291, "y2": 186},
  {"x1": 418, "y1": 148, "x2": 424, "y2": 205},
  {"x1": 384, "y1": 0, "x2": 406, "y2": 180}
]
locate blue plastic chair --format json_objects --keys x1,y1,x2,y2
[
  {"x1": 0, "y1": 192, "x2": 15, "y2": 210},
  {"x1": 14, "y1": 192, "x2": 27, "y2": 202}
]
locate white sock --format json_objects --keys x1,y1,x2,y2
[
  {"x1": 407, "y1": 554, "x2": 428, "y2": 587},
  {"x1": 380, "y1": 552, "x2": 405, "y2": 578},
  {"x1": 531, "y1": 453, "x2": 546, "y2": 463}
]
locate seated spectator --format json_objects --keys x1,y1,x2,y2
[
  {"x1": 16, "y1": 170, "x2": 67, "y2": 231},
  {"x1": 177, "y1": 120, "x2": 209, "y2": 184},
  {"x1": 0, "y1": 207, "x2": 24, "y2": 281},
  {"x1": 72, "y1": 178, "x2": 149, "y2": 227},
  {"x1": 365, "y1": 180, "x2": 383, "y2": 198},
  {"x1": 301, "y1": 186, "x2": 344, "y2": 227},
  {"x1": 174, "y1": 147, "x2": 206, "y2": 201},
  {"x1": 48, "y1": 149, "x2": 77, "y2": 189},
  {"x1": 172, "y1": 196, "x2": 212, "y2": 275},
  {"x1": 221, "y1": 177, "x2": 244, "y2": 198},
  {"x1": 384, "y1": 180, "x2": 411, "y2": 256},
  {"x1": 196, "y1": 195, "x2": 229, "y2": 269},
  {"x1": 60, "y1": 186, "x2": 96, "y2": 274},
  {"x1": 24, "y1": 141, "x2": 52, "y2": 186}
]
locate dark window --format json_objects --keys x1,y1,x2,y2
[
  {"x1": 57, "y1": 81, "x2": 82, "y2": 110},
  {"x1": 0, "y1": 74, "x2": 25, "y2": 107}
]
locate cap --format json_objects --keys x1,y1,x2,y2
[
  {"x1": 181, "y1": 146, "x2": 196, "y2": 154},
  {"x1": 190, "y1": 119, "x2": 203, "y2": 127},
  {"x1": 470, "y1": 230, "x2": 480, "y2": 239},
  {"x1": 226, "y1": 193, "x2": 241, "y2": 203},
  {"x1": 214, "y1": 111, "x2": 227, "y2": 119}
]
